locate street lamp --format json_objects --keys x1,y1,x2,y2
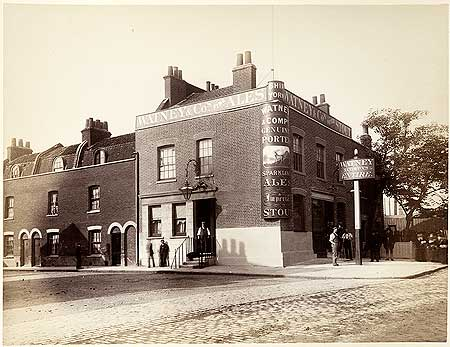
[{"x1": 179, "y1": 159, "x2": 208, "y2": 200}]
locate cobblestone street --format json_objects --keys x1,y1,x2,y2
[{"x1": 3, "y1": 269, "x2": 447, "y2": 344}]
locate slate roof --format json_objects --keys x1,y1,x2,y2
[
  {"x1": 9, "y1": 153, "x2": 39, "y2": 165},
  {"x1": 174, "y1": 86, "x2": 235, "y2": 107},
  {"x1": 90, "y1": 133, "x2": 135, "y2": 149}
]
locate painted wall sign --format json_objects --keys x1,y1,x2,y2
[
  {"x1": 283, "y1": 90, "x2": 352, "y2": 138},
  {"x1": 261, "y1": 81, "x2": 292, "y2": 219},
  {"x1": 339, "y1": 158, "x2": 375, "y2": 180},
  {"x1": 135, "y1": 88, "x2": 266, "y2": 130}
]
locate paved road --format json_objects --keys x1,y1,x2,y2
[{"x1": 3, "y1": 269, "x2": 447, "y2": 344}]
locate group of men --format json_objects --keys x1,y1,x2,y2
[
  {"x1": 329, "y1": 224, "x2": 396, "y2": 266},
  {"x1": 148, "y1": 240, "x2": 170, "y2": 267}
]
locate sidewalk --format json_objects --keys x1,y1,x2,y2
[{"x1": 4, "y1": 258, "x2": 447, "y2": 279}]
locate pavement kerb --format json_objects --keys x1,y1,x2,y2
[{"x1": 403, "y1": 265, "x2": 448, "y2": 279}]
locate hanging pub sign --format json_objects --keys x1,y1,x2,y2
[
  {"x1": 339, "y1": 158, "x2": 375, "y2": 180},
  {"x1": 261, "y1": 81, "x2": 292, "y2": 219}
]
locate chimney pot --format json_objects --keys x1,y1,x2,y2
[
  {"x1": 206, "y1": 81, "x2": 211, "y2": 91},
  {"x1": 244, "y1": 51, "x2": 252, "y2": 64},
  {"x1": 236, "y1": 53, "x2": 243, "y2": 66},
  {"x1": 362, "y1": 123, "x2": 369, "y2": 134},
  {"x1": 216, "y1": 85, "x2": 219, "y2": 89},
  {"x1": 320, "y1": 94, "x2": 326, "y2": 104},
  {"x1": 88, "y1": 118, "x2": 94, "y2": 127},
  {"x1": 211, "y1": 83, "x2": 215, "y2": 90},
  {"x1": 173, "y1": 66, "x2": 178, "y2": 78},
  {"x1": 95, "y1": 119, "x2": 101, "y2": 128},
  {"x1": 168, "y1": 66, "x2": 173, "y2": 76},
  {"x1": 178, "y1": 70, "x2": 183, "y2": 80},
  {"x1": 103, "y1": 121, "x2": 108, "y2": 130},
  {"x1": 25, "y1": 141, "x2": 30, "y2": 148},
  {"x1": 312, "y1": 96, "x2": 318, "y2": 105},
  {"x1": 11, "y1": 138, "x2": 16, "y2": 147},
  {"x1": 18, "y1": 139, "x2": 24, "y2": 147}
]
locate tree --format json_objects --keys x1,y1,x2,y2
[{"x1": 365, "y1": 109, "x2": 448, "y2": 232}]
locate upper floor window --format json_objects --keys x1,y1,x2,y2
[
  {"x1": 94, "y1": 150, "x2": 107, "y2": 165},
  {"x1": 5, "y1": 196, "x2": 14, "y2": 219},
  {"x1": 88, "y1": 186, "x2": 100, "y2": 211},
  {"x1": 48, "y1": 191, "x2": 59, "y2": 216},
  {"x1": 197, "y1": 139, "x2": 213, "y2": 176},
  {"x1": 148, "y1": 205, "x2": 162, "y2": 237},
  {"x1": 173, "y1": 203, "x2": 186, "y2": 236},
  {"x1": 89, "y1": 229, "x2": 102, "y2": 254},
  {"x1": 335, "y1": 152, "x2": 344, "y2": 183},
  {"x1": 11, "y1": 165, "x2": 21, "y2": 178},
  {"x1": 158, "y1": 146, "x2": 176, "y2": 180},
  {"x1": 316, "y1": 144, "x2": 325, "y2": 179},
  {"x1": 52, "y1": 157, "x2": 64, "y2": 172},
  {"x1": 4, "y1": 235, "x2": 14, "y2": 256},
  {"x1": 48, "y1": 233, "x2": 59, "y2": 256},
  {"x1": 293, "y1": 134, "x2": 304, "y2": 172}
]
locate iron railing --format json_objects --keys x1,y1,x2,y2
[
  {"x1": 170, "y1": 236, "x2": 193, "y2": 269},
  {"x1": 170, "y1": 235, "x2": 217, "y2": 269}
]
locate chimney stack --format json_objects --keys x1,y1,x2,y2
[
  {"x1": 232, "y1": 50, "x2": 257, "y2": 91},
  {"x1": 81, "y1": 117, "x2": 112, "y2": 147},
  {"x1": 360, "y1": 122, "x2": 372, "y2": 148},
  {"x1": 7, "y1": 138, "x2": 33, "y2": 162},
  {"x1": 168, "y1": 66, "x2": 174, "y2": 76},
  {"x1": 317, "y1": 93, "x2": 330, "y2": 114},
  {"x1": 206, "y1": 81, "x2": 211, "y2": 91},
  {"x1": 211, "y1": 83, "x2": 215, "y2": 90}
]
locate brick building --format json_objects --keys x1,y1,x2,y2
[
  {"x1": 135, "y1": 51, "x2": 384, "y2": 267},
  {"x1": 3, "y1": 119, "x2": 137, "y2": 267}
]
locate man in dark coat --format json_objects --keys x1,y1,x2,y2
[
  {"x1": 383, "y1": 226, "x2": 396, "y2": 261},
  {"x1": 368, "y1": 231, "x2": 381, "y2": 262}
]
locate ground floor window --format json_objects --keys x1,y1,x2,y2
[
  {"x1": 148, "y1": 205, "x2": 162, "y2": 237},
  {"x1": 48, "y1": 233, "x2": 59, "y2": 255},
  {"x1": 89, "y1": 230, "x2": 101, "y2": 254},
  {"x1": 173, "y1": 203, "x2": 186, "y2": 236},
  {"x1": 4, "y1": 235, "x2": 14, "y2": 256}
]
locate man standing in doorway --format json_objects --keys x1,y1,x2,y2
[
  {"x1": 197, "y1": 221, "x2": 211, "y2": 254},
  {"x1": 329, "y1": 227, "x2": 340, "y2": 266}
]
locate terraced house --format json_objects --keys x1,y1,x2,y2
[{"x1": 3, "y1": 51, "x2": 383, "y2": 268}]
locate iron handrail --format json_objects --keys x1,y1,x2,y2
[{"x1": 170, "y1": 236, "x2": 191, "y2": 269}]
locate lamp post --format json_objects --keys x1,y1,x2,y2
[{"x1": 179, "y1": 159, "x2": 208, "y2": 200}]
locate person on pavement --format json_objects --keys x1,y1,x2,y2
[
  {"x1": 159, "y1": 239, "x2": 166, "y2": 267},
  {"x1": 148, "y1": 242, "x2": 155, "y2": 267},
  {"x1": 329, "y1": 227, "x2": 340, "y2": 266},
  {"x1": 368, "y1": 231, "x2": 381, "y2": 262},
  {"x1": 383, "y1": 226, "x2": 396, "y2": 261},
  {"x1": 342, "y1": 229, "x2": 353, "y2": 260}
]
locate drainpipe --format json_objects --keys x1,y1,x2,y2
[{"x1": 132, "y1": 151, "x2": 140, "y2": 266}]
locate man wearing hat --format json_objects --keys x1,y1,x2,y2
[{"x1": 329, "y1": 227, "x2": 340, "y2": 266}]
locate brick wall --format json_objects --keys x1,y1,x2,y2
[{"x1": 3, "y1": 160, "x2": 136, "y2": 267}]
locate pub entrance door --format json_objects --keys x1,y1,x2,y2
[
  {"x1": 311, "y1": 199, "x2": 334, "y2": 257},
  {"x1": 193, "y1": 198, "x2": 216, "y2": 255},
  {"x1": 111, "y1": 232, "x2": 122, "y2": 266}
]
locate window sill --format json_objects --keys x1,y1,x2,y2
[
  {"x1": 195, "y1": 174, "x2": 214, "y2": 179},
  {"x1": 293, "y1": 170, "x2": 306, "y2": 176},
  {"x1": 4, "y1": 217, "x2": 14, "y2": 221},
  {"x1": 171, "y1": 235, "x2": 187, "y2": 239},
  {"x1": 87, "y1": 210, "x2": 100, "y2": 214},
  {"x1": 157, "y1": 179, "x2": 177, "y2": 184},
  {"x1": 48, "y1": 255, "x2": 59, "y2": 258},
  {"x1": 46, "y1": 214, "x2": 59, "y2": 217},
  {"x1": 87, "y1": 254, "x2": 103, "y2": 258},
  {"x1": 4, "y1": 255, "x2": 14, "y2": 259},
  {"x1": 147, "y1": 236, "x2": 163, "y2": 240}
]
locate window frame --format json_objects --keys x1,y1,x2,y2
[
  {"x1": 4, "y1": 235, "x2": 14, "y2": 257},
  {"x1": 48, "y1": 191, "x2": 59, "y2": 216},
  {"x1": 94, "y1": 149, "x2": 107, "y2": 165},
  {"x1": 292, "y1": 134, "x2": 304, "y2": 173},
  {"x1": 148, "y1": 205, "x2": 162, "y2": 237},
  {"x1": 335, "y1": 152, "x2": 344, "y2": 183},
  {"x1": 172, "y1": 203, "x2": 187, "y2": 237},
  {"x1": 52, "y1": 157, "x2": 65, "y2": 172},
  {"x1": 89, "y1": 229, "x2": 102, "y2": 255},
  {"x1": 316, "y1": 144, "x2": 326, "y2": 179},
  {"x1": 158, "y1": 145, "x2": 176, "y2": 181},
  {"x1": 5, "y1": 196, "x2": 14, "y2": 219},
  {"x1": 47, "y1": 233, "x2": 59, "y2": 256},
  {"x1": 11, "y1": 165, "x2": 21, "y2": 178},
  {"x1": 197, "y1": 139, "x2": 213, "y2": 176},
  {"x1": 88, "y1": 186, "x2": 100, "y2": 212}
]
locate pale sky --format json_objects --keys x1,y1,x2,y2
[{"x1": 3, "y1": 4, "x2": 448, "y2": 155}]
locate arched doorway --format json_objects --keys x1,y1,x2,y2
[
  {"x1": 110, "y1": 226, "x2": 122, "y2": 266},
  {"x1": 31, "y1": 231, "x2": 42, "y2": 267},
  {"x1": 20, "y1": 233, "x2": 31, "y2": 267},
  {"x1": 124, "y1": 223, "x2": 137, "y2": 266}
]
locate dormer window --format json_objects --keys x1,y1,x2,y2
[
  {"x1": 94, "y1": 150, "x2": 107, "y2": 165},
  {"x1": 52, "y1": 157, "x2": 65, "y2": 172},
  {"x1": 11, "y1": 165, "x2": 21, "y2": 178}
]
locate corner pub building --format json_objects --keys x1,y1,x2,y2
[{"x1": 3, "y1": 51, "x2": 383, "y2": 268}]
